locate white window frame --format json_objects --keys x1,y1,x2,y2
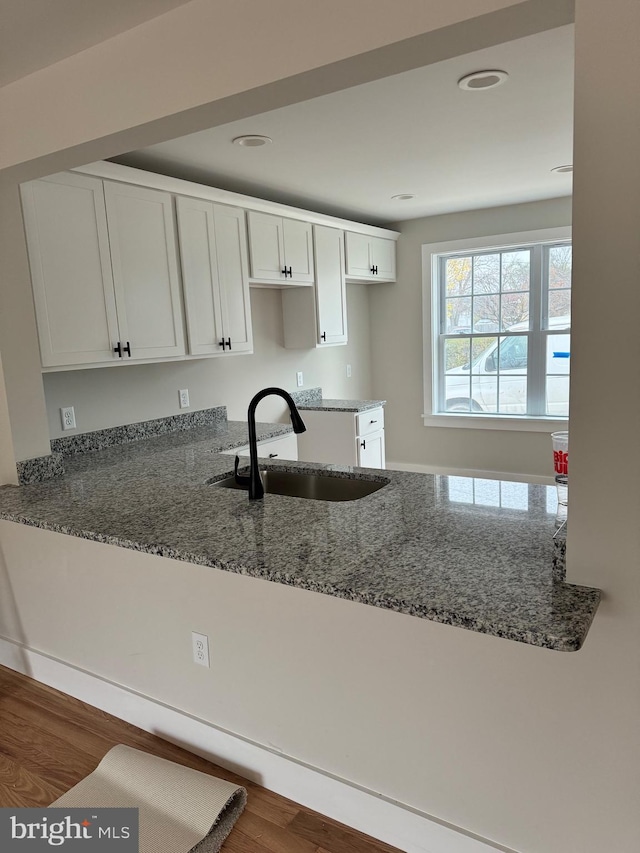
[{"x1": 422, "y1": 226, "x2": 571, "y2": 432}]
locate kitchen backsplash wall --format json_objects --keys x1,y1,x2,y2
[{"x1": 43, "y1": 285, "x2": 373, "y2": 439}]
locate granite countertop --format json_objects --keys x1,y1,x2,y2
[
  {"x1": 297, "y1": 398, "x2": 386, "y2": 413},
  {"x1": 0, "y1": 421, "x2": 600, "y2": 652}
]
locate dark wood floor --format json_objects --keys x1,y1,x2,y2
[{"x1": 0, "y1": 665, "x2": 401, "y2": 853}]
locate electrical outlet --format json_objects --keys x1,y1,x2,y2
[
  {"x1": 191, "y1": 632, "x2": 210, "y2": 667},
  {"x1": 179, "y1": 388, "x2": 190, "y2": 409},
  {"x1": 296, "y1": 371, "x2": 304, "y2": 387},
  {"x1": 346, "y1": 364, "x2": 352, "y2": 378},
  {"x1": 60, "y1": 406, "x2": 76, "y2": 431}
]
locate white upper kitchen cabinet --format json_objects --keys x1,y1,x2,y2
[
  {"x1": 103, "y1": 181, "x2": 185, "y2": 361},
  {"x1": 247, "y1": 211, "x2": 314, "y2": 285},
  {"x1": 281, "y1": 224, "x2": 347, "y2": 348},
  {"x1": 21, "y1": 172, "x2": 120, "y2": 368},
  {"x1": 21, "y1": 173, "x2": 186, "y2": 368},
  {"x1": 176, "y1": 197, "x2": 252, "y2": 356},
  {"x1": 344, "y1": 232, "x2": 396, "y2": 281}
]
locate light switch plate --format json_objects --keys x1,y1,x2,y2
[{"x1": 296, "y1": 371, "x2": 304, "y2": 387}]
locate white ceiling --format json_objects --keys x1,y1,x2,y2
[
  {"x1": 114, "y1": 25, "x2": 575, "y2": 226},
  {"x1": 0, "y1": 0, "x2": 193, "y2": 86}
]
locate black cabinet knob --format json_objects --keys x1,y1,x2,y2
[
  {"x1": 360, "y1": 440, "x2": 366, "y2": 449},
  {"x1": 219, "y1": 339, "x2": 226, "y2": 351},
  {"x1": 123, "y1": 341, "x2": 131, "y2": 357},
  {"x1": 321, "y1": 332, "x2": 326, "y2": 342},
  {"x1": 226, "y1": 337, "x2": 232, "y2": 350},
  {"x1": 113, "y1": 342, "x2": 123, "y2": 358}
]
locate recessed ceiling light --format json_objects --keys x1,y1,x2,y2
[
  {"x1": 551, "y1": 164, "x2": 573, "y2": 174},
  {"x1": 232, "y1": 135, "x2": 273, "y2": 147},
  {"x1": 391, "y1": 194, "x2": 416, "y2": 201},
  {"x1": 458, "y1": 70, "x2": 509, "y2": 91}
]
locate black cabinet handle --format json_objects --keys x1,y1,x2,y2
[
  {"x1": 226, "y1": 337, "x2": 232, "y2": 351},
  {"x1": 370, "y1": 419, "x2": 378, "y2": 424},
  {"x1": 281, "y1": 267, "x2": 288, "y2": 276},
  {"x1": 360, "y1": 440, "x2": 366, "y2": 449},
  {"x1": 321, "y1": 332, "x2": 326, "y2": 342},
  {"x1": 268, "y1": 453, "x2": 278, "y2": 458},
  {"x1": 114, "y1": 342, "x2": 123, "y2": 358},
  {"x1": 219, "y1": 339, "x2": 226, "y2": 351},
  {"x1": 288, "y1": 266, "x2": 293, "y2": 277},
  {"x1": 123, "y1": 341, "x2": 131, "y2": 358}
]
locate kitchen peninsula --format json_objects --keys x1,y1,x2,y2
[{"x1": 0, "y1": 408, "x2": 599, "y2": 652}]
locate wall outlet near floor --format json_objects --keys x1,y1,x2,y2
[
  {"x1": 191, "y1": 632, "x2": 210, "y2": 667},
  {"x1": 179, "y1": 388, "x2": 190, "y2": 409},
  {"x1": 60, "y1": 406, "x2": 76, "y2": 431},
  {"x1": 296, "y1": 371, "x2": 304, "y2": 387},
  {"x1": 346, "y1": 364, "x2": 352, "y2": 378}
]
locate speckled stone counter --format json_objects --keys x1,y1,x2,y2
[
  {"x1": 0, "y1": 425, "x2": 599, "y2": 652},
  {"x1": 297, "y1": 398, "x2": 386, "y2": 413}
]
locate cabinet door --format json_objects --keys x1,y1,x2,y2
[
  {"x1": 357, "y1": 429, "x2": 385, "y2": 469},
  {"x1": 371, "y1": 237, "x2": 396, "y2": 281},
  {"x1": 177, "y1": 198, "x2": 252, "y2": 356},
  {"x1": 176, "y1": 196, "x2": 225, "y2": 355},
  {"x1": 314, "y1": 225, "x2": 347, "y2": 345},
  {"x1": 214, "y1": 204, "x2": 253, "y2": 354},
  {"x1": 282, "y1": 218, "x2": 314, "y2": 283},
  {"x1": 344, "y1": 232, "x2": 372, "y2": 278},
  {"x1": 104, "y1": 181, "x2": 185, "y2": 360},
  {"x1": 21, "y1": 172, "x2": 120, "y2": 367},
  {"x1": 247, "y1": 211, "x2": 285, "y2": 281}
]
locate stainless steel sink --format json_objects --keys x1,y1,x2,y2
[{"x1": 211, "y1": 469, "x2": 388, "y2": 501}]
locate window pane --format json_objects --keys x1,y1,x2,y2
[
  {"x1": 472, "y1": 295, "x2": 499, "y2": 333},
  {"x1": 498, "y1": 375, "x2": 527, "y2": 413},
  {"x1": 546, "y1": 334, "x2": 571, "y2": 374},
  {"x1": 472, "y1": 375, "x2": 497, "y2": 412},
  {"x1": 445, "y1": 337, "x2": 470, "y2": 370},
  {"x1": 548, "y1": 245, "x2": 572, "y2": 288},
  {"x1": 547, "y1": 245, "x2": 572, "y2": 326},
  {"x1": 502, "y1": 251, "x2": 530, "y2": 292},
  {"x1": 445, "y1": 257, "x2": 472, "y2": 296},
  {"x1": 445, "y1": 296, "x2": 471, "y2": 333},
  {"x1": 473, "y1": 253, "x2": 500, "y2": 294},
  {"x1": 548, "y1": 290, "x2": 571, "y2": 325},
  {"x1": 498, "y1": 335, "x2": 528, "y2": 371},
  {"x1": 445, "y1": 374, "x2": 471, "y2": 411},
  {"x1": 471, "y1": 337, "x2": 497, "y2": 372},
  {"x1": 546, "y1": 375, "x2": 569, "y2": 416},
  {"x1": 501, "y1": 292, "x2": 529, "y2": 331}
]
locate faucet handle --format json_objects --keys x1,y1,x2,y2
[{"x1": 234, "y1": 455, "x2": 250, "y2": 486}]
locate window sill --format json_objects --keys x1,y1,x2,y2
[{"x1": 422, "y1": 414, "x2": 568, "y2": 432}]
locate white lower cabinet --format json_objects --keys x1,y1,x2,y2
[
  {"x1": 221, "y1": 432, "x2": 299, "y2": 461},
  {"x1": 176, "y1": 197, "x2": 252, "y2": 356},
  {"x1": 282, "y1": 224, "x2": 347, "y2": 348},
  {"x1": 297, "y1": 407, "x2": 385, "y2": 469},
  {"x1": 21, "y1": 172, "x2": 186, "y2": 368}
]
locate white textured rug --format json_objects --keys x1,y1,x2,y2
[{"x1": 51, "y1": 745, "x2": 247, "y2": 852}]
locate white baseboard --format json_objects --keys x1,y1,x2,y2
[
  {"x1": 386, "y1": 461, "x2": 553, "y2": 485},
  {"x1": 0, "y1": 636, "x2": 514, "y2": 853}
]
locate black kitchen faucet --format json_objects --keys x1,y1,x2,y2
[{"x1": 234, "y1": 387, "x2": 306, "y2": 499}]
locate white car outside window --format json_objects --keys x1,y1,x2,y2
[{"x1": 444, "y1": 315, "x2": 570, "y2": 416}]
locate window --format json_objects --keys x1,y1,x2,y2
[{"x1": 424, "y1": 228, "x2": 571, "y2": 430}]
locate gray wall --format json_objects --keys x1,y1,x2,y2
[
  {"x1": 371, "y1": 196, "x2": 572, "y2": 477},
  {"x1": 43, "y1": 285, "x2": 373, "y2": 438}
]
